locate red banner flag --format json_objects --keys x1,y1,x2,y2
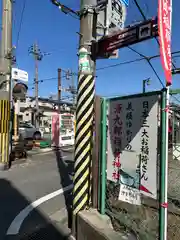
[{"x1": 158, "y1": 0, "x2": 172, "y2": 86}]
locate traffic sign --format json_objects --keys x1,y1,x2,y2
[
  {"x1": 97, "y1": 0, "x2": 127, "y2": 39},
  {"x1": 120, "y1": 0, "x2": 129, "y2": 6},
  {"x1": 96, "y1": 18, "x2": 158, "y2": 57},
  {"x1": 110, "y1": 0, "x2": 127, "y2": 29},
  {"x1": 12, "y1": 68, "x2": 28, "y2": 82},
  {"x1": 97, "y1": 0, "x2": 127, "y2": 58},
  {"x1": 12, "y1": 82, "x2": 28, "y2": 100}
]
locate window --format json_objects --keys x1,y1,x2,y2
[
  {"x1": 61, "y1": 136, "x2": 71, "y2": 140},
  {"x1": 19, "y1": 122, "x2": 34, "y2": 128},
  {"x1": 61, "y1": 115, "x2": 72, "y2": 120}
]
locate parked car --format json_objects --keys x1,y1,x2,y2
[{"x1": 19, "y1": 122, "x2": 42, "y2": 140}]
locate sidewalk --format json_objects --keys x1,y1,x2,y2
[
  {"x1": 27, "y1": 145, "x2": 74, "y2": 156},
  {"x1": 27, "y1": 147, "x2": 53, "y2": 156}
]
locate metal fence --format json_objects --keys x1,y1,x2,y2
[
  {"x1": 98, "y1": 90, "x2": 172, "y2": 239},
  {"x1": 168, "y1": 153, "x2": 180, "y2": 239}
]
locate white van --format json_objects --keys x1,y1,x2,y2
[{"x1": 59, "y1": 133, "x2": 74, "y2": 147}]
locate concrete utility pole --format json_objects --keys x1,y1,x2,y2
[
  {"x1": 58, "y1": 68, "x2": 61, "y2": 114},
  {"x1": 29, "y1": 43, "x2": 43, "y2": 128},
  {"x1": 0, "y1": 0, "x2": 13, "y2": 170},
  {"x1": 0, "y1": 0, "x2": 13, "y2": 91},
  {"x1": 72, "y1": 0, "x2": 97, "y2": 234}
]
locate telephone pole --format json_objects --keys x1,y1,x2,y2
[
  {"x1": 72, "y1": 0, "x2": 97, "y2": 234},
  {"x1": 29, "y1": 43, "x2": 43, "y2": 128},
  {"x1": 58, "y1": 68, "x2": 61, "y2": 114},
  {"x1": 0, "y1": 0, "x2": 13, "y2": 91},
  {"x1": 71, "y1": 71, "x2": 76, "y2": 107},
  {"x1": 0, "y1": 0, "x2": 13, "y2": 170},
  {"x1": 142, "y1": 78, "x2": 150, "y2": 93}
]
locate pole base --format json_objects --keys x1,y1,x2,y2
[{"x1": 0, "y1": 162, "x2": 9, "y2": 171}]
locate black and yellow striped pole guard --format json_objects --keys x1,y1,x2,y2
[
  {"x1": 73, "y1": 74, "x2": 95, "y2": 216},
  {"x1": 0, "y1": 99, "x2": 10, "y2": 169}
]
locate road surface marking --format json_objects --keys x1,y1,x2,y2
[{"x1": 6, "y1": 184, "x2": 73, "y2": 235}]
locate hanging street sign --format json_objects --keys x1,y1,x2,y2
[
  {"x1": 110, "y1": 0, "x2": 127, "y2": 29},
  {"x1": 96, "y1": 18, "x2": 158, "y2": 57},
  {"x1": 158, "y1": 0, "x2": 172, "y2": 86},
  {"x1": 12, "y1": 68, "x2": 28, "y2": 82},
  {"x1": 97, "y1": 0, "x2": 127, "y2": 38},
  {"x1": 97, "y1": 0, "x2": 127, "y2": 59}
]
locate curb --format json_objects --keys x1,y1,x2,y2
[
  {"x1": 8, "y1": 148, "x2": 53, "y2": 168},
  {"x1": 8, "y1": 146, "x2": 74, "y2": 168},
  {"x1": 61, "y1": 146, "x2": 74, "y2": 153},
  {"x1": 27, "y1": 148, "x2": 53, "y2": 156}
]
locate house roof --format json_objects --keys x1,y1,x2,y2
[{"x1": 28, "y1": 96, "x2": 73, "y2": 107}]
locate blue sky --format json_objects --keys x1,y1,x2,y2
[{"x1": 1, "y1": 0, "x2": 180, "y2": 99}]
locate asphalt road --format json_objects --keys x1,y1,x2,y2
[{"x1": 0, "y1": 149, "x2": 74, "y2": 239}]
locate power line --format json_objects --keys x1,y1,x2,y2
[
  {"x1": 28, "y1": 50, "x2": 180, "y2": 88},
  {"x1": 51, "y1": 0, "x2": 79, "y2": 20},
  {"x1": 97, "y1": 57, "x2": 145, "y2": 71},
  {"x1": 28, "y1": 74, "x2": 69, "y2": 87},
  {"x1": 28, "y1": 77, "x2": 58, "y2": 86},
  {"x1": 147, "y1": 60, "x2": 164, "y2": 87},
  {"x1": 16, "y1": 0, "x2": 27, "y2": 51},
  {"x1": 27, "y1": 48, "x2": 180, "y2": 88},
  {"x1": 171, "y1": 95, "x2": 180, "y2": 104},
  {"x1": 96, "y1": 51, "x2": 180, "y2": 72},
  {"x1": 127, "y1": 46, "x2": 165, "y2": 87},
  {"x1": 133, "y1": 0, "x2": 177, "y2": 70},
  {"x1": 12, "y1": 1, "x2": 17, "y2": 35}
]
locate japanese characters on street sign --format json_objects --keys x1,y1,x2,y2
[
  {"x1": 97, "y1": 0, "x2": 127, "y2": 59},
  {"x1": 96, "y1": 18, "x2": 158, "y2": 57},
  {"x1": 107, "y1": 93, "x2": 159, "y2": 203},
  {"x1": 12, "y1": 68, "x2": 28, "y2": 82},
  {"x1": 97, "y1": 0, "x2": 127, "y2": 36},
  {"x1": 158, "y1": 0, "x2": 172, "y2": 86},
  {"x1": 110, "y1": 0, "x2": 127, "y2": 29}
]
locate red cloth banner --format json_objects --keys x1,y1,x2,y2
[{"x1": 158, "y1": 0, "x2": 172, "y2": 86}]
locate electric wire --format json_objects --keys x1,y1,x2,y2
[
  {"x1": 16, "y1": 0, "x2": 27, "y2": 51},
  {"x1": 133, "y1": 0, "x2": 177, "y2": 70}
]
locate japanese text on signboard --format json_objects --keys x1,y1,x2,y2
[
  {"x1": 141, "y1": 101, "x2": 150, "y2": 182},
  {"x1": 112, "y1": 103, "x2": 122, "y2": 181},
  {"x1": 107, "y1": 94, "x2": 159, "y2": 200}
]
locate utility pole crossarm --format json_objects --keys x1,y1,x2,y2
[{"x1": 51, "y1": 0, "x2": 79, "y2": 17}]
